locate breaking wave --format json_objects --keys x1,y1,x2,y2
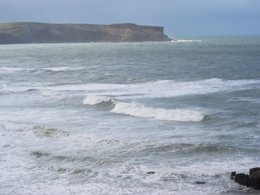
[
  {"x1": 111, "y1": 102, "x2": 204, "y2": 122},
  {"x1": 83, "y1": 95, "x2": 204, "y2": 122},
  {"x1": 83, "y1": 95, "x2": 114, "y2": 105},
  {"x1": 41, "y1": 78, "x2": 260, "y2": 98},
  {"x1": 2, "y1": 78, "x2": 259, "y2": 97}
]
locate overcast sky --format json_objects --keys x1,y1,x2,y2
[{"x1": 0, "y1": 0, "x2": 260, "y2": 36}]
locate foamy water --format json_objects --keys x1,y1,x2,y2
[
  {"x1": 2, "y1": 78, "x2": 259, "y2": 97},
  {"x1": 0, "y1": 39, "x2": 260, "y2": 195},
  {"x1": 83, "y1": 95, "x2": 204, "y2": 122},
  {"x1": 171, "y1": 39, "x2": 202, "y2": 43},
  {"x1": 111, "y1": 102, "x2": 204, "y2": 122}
]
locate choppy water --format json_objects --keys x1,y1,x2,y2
[{"x1": 0, "y1": 37, "x2": 260, "y2": 195}]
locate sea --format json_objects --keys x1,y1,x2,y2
[{"x1": 0, "y1": 37, "x2": 259, "y2": 195}]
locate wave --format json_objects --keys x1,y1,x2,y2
[
  {"x1": 56, "y1": 78, "x2": 260, "y2": 98},
  {"x1": 83, "y1": 95, "x2": 114, "y2": 105},
  {"x1": 2, "y1": 78, "x2": 259, "y2": 98},
  {"x1": 0, "y1": 67, "x2": 32, "y2": 73},
  {"x1": 83, "y1": 95, "x2": 204, "y2": 122},
  {"x1": 41, "y1": 66, "x2": 85, "y2": 72},
  {"x1": 0, "y1": 66, "x2": 84, "y2": 74},
  {"x1": 111, "y1": 102, "x2": 204, "y2": 122},
  {"x1": 171, "y1": 39, "x2": 202, "y2": 43}
]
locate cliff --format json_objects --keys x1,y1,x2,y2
[{"x1": 0, "y1": 22, "x2": 171, "y2": 44}]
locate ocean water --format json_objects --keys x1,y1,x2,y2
[{"x1": 0, "y1": 37, "x2": 260, "y2": 195}]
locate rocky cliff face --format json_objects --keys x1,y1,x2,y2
[{"x1": 0, "y1": 22, "x2": 171, "y2": 44}]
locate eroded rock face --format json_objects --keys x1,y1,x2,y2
[
  {"x1": 0, "y1": 22, "x2": 171, "y2": 44},
  {"x1": 231, "y1": 167, "x2": 260, "y2": 190}
]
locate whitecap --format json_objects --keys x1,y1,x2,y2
[
  {"x1": 2, "y1": 78, "x2": 259, "y2": 98},
  {"x1": 41, "y1": 66, "x2": 84, "y2": 72},
  {"x1": 43, "y1": 78, "x2": 260, "y2": 99},
  {"x1": 83, "y1": 95, "x2": 113, "y2": 105},
  {"x1": 171, "y1": 39, "x2": 202, "y2": 43},
  {"x1": 111, "y1": 102, "x2": 204, "y2": 122},
  {"x1": 0, "y1": 67, "x2": 32, "y2": 73}
]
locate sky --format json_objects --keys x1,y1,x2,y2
[{"x1": 0, "y1": 0, "x2": 260, "y2": 37}]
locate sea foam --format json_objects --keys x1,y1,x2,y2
[
  {"x1": 0, "y1": 66, "x2": 84, "y2": 74},
  {"x1": 41, "y1": 66, "x2": 84, "y2": 72},
  {"x1": 171, "y1": 39, "x2": 202, "y2": 43},
  {"x1": 42, "y1": 78, "x2": 260, "y2": 98},
  {"x1": 83, "y1": 95, "x2": 113, "y2": 105},
  {"x1": 83, "y1": 95, "x2": 204, "y2": 122},
  {"x1": 2, "y1": 78, "x2": 259, "y2": 99},
  {"x1": 0, "y1": 67, "x2": 31, "y2": 73},
  {"x1": 111, "y1": 102, "x2": 204, "y2": 122}
]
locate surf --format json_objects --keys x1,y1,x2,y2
[{"x1": 83, "y1": 95, "x2": 204, "y2": 122}]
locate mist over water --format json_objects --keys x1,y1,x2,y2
[{"x1": 0, "y1": 38, "x2": 260, "y2": 195}]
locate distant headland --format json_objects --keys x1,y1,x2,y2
[{"x1": 0, "y1": 22, "x2": 171, "y2": 44}]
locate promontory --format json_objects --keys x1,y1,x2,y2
[{"x1": 0, "y1": 22, "x2": 171, "y2": 44}]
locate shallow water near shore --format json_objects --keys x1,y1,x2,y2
[{"x1": 0, "y1": 37, "x2": 260, "y2": 195}]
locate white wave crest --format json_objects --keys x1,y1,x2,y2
[
  {"x1": 0, "y1": 66, "x2": 84, "y2": 74},
  {"x1": 111, "y1": 102, "x2": 204, "y2": 122},
  {"x1": 83, "y1": 95, "x2": 113, "y2": 105},
  {"x1": 41, "y1": 66, "x2": 84, "y2": 72},
  {"x1": 2, "y1": 78, "x2": 259, "y2": 98},
  {"x1": 0, "y1": 67, "x2": 31, "y2": 73},
  {"x1": 34, "y1": 78, "x2": 259, "y2": 98},
  {"x1": 40, "y1": 89, "x2": 61, "y2": 97},
  {"x1": 171, "y1": 39, "x2": 202, "y2": 43}
]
